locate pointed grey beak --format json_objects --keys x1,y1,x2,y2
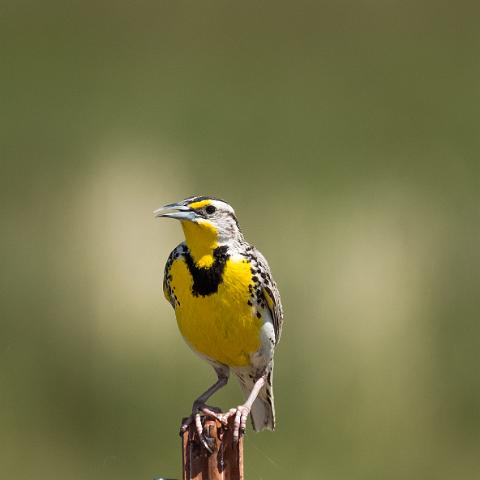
[{"x1": 153, "y1": 202, "x2": 196, "y2": 221}]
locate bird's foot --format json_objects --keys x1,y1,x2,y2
[
  {"x1": 180, "y1": 403, "x2": 224, "y2": 452},
  {"x1": 219, "y1": 404, "x2": 251, "y2": 443},
  {"x1": 180, "y1": 403, "x2": 250, "y2": 450}
]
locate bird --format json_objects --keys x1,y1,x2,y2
[{"x1": 154, "y1": 195, "x2": 283, "y2": 447}]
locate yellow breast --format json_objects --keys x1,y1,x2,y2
[{"x1": 169, "y1": 256, "x2": 261, "y2": 367}]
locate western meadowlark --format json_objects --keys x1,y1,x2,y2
[{"x1": 154, "y1": 195, "x2": 283, "y2": 447}]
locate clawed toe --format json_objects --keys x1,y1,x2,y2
[
  {"x1": 180, "y1": 404, "x2": 223, "y2": 453},
  {"x1": 180, "y1": 415, "x2": 193, "y2": 434},
  {"x1": 180, "y1": 403, "x2": 250, "y2": 451},
  {"x1": 201, "y1": 405, "x2": 250, "y2": 442},
  {"x1": 233, "y1": 405, "x2": 250, "y2": 442}
]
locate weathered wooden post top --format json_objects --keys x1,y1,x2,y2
[{"x1": 182, "y1": 414, "x2": 244, "y2": 480}]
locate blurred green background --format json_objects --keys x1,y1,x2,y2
[{"x1": 1, "y1": 1, "x2": 479, "y2": 479}]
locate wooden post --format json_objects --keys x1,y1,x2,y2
[{"x1": 182, "y1": 415, "x2": 244, "y2": 480}]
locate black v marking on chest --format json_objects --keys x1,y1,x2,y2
[{"x1": 184, "y1": 246, "x2": 229, "y2": 297}]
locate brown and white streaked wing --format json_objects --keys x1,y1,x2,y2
[{"x1": 249, "y1": 247, "x2": 284, "y2": 344}]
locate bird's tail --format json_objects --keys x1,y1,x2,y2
[{"x1": 235, "y1": 368, "x2": 275, "y2": 432}]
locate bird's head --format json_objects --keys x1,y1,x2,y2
[{"x1": 154, "y1": 196, "x2": 243, "y2": 265}]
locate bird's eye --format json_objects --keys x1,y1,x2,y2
[{"x1": 205, "y1": 205, "x2": 216, "y2": 215}]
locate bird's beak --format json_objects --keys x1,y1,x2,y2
[{"x1": 153, "y1": 202, "x2": 196, "y2": 221}]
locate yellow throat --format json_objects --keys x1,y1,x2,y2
[{"x1": 181, "y1": 220, "x2": 218, "y2": 268}]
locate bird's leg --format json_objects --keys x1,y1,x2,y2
[
  {"x1": 222, "y1": 374, "x2": 267, "y2": 442},
  {"x1": 180, "y1": 371, "x2": 229, "y2": 450}
]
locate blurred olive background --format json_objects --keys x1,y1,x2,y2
[{"x1": 1, "y1": 1, "x2": 479, "y2": 479}]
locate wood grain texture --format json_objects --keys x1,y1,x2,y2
[{"x1": 182, "y1": 415, "x2": 244, "y2": 480}]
